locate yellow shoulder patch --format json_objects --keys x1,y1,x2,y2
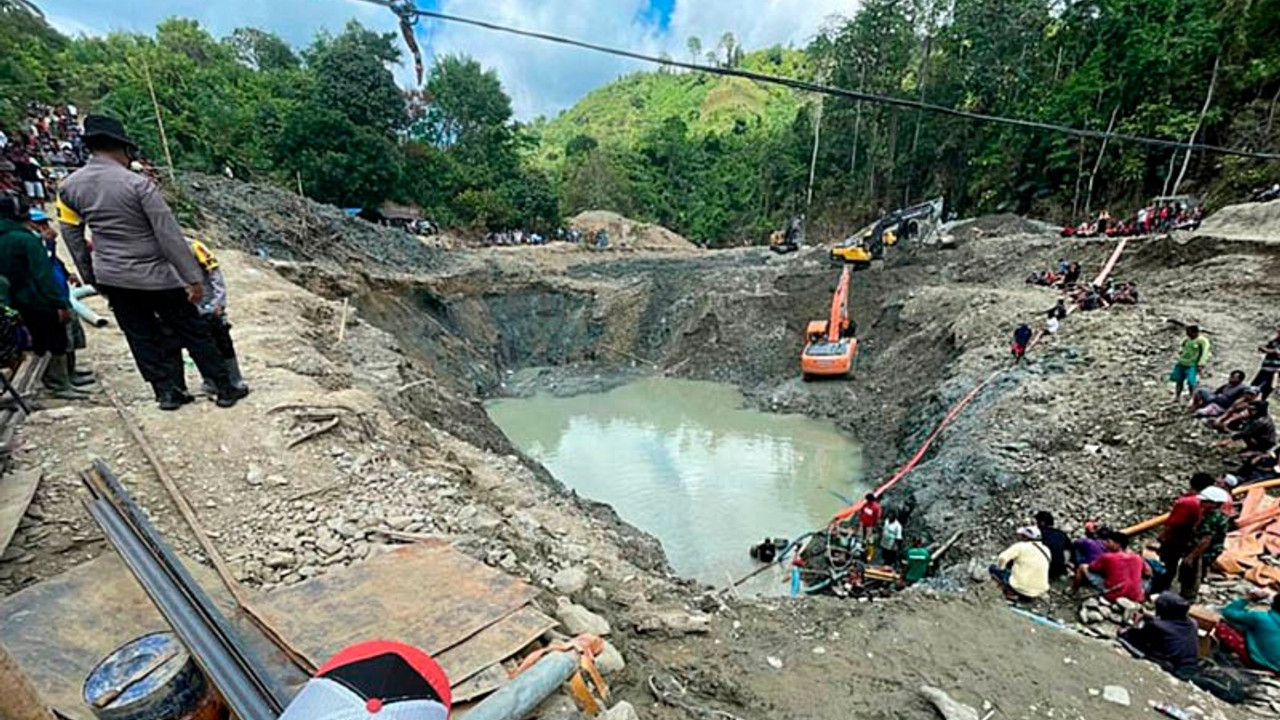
[
  {"x1": 54, "y1": 196, "x2": 81, "y2": 226},
  {"x1": 190, "y1": 239, "x2": 220, "y2": 271}
]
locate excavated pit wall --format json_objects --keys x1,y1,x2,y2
[{"x1": 193, "y1": 172, "x2": 1275, "y2": 565}]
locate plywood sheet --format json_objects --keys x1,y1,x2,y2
[
  {"x1": 0, "y1": 553, "x2": 241, "y2": 720},
  {"x1": 451, "y1": 663, "x2": 510, "y2": 704},
  {"x1": 252, "y1": 545, "x2": 541, "y2": 668},
  {"x1": 0, "y1": 470, "x2": 40, "y2": 558},
  {"x1": 433, "y1": 604, "x2": 554, "y2": 685}
]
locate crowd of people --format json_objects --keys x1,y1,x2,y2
[
  {"x1": 481, "y1": 227, "x2": 609, "y2": 249},
  {"x1": 0, "y1": 113, "x2": 250, "y2": 412},
  {"x1": 0, "y1": 103, "x2": 88, "y2": 206},
  {"x1": 984, "y1": 323, "x2": 1280, "y2": 688},
  {"x1": 1061, "y1": 200, "x2": 1204, "y2": 239}
]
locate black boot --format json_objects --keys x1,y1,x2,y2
[{"x1": 215, "y1": 384, "x2": 249, "y2": 409}]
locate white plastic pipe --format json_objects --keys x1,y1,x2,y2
[
  {"x1": 70, "y1": 285, "x2": 108, "y2": 327},
  {"x1": 463, "y1": 651, "x2": 579, "y2": 720}
]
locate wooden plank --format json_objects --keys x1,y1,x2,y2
[
  {"x1": 252, "y1": 545, "x2": 541, "y2": 670},
  {"x1": 433, "y1": 604, "x2": 553, "y2": 686},
  {"x1": 450, "y1": 663, "x2": 509, "y2": 704},
  {"x1": 0, "y1": 470, "x2": 40, "y2": 559}
]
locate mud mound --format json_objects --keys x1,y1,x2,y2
[
  {"x1": 1198, "y1": 198, "x2": 1280, "y2": 243},
  {"x1": 946, "y1": 213, "x2": 1056, "y2": 241},
  {"x1": 181, "y1": 173, "x2": 451, "y2": 271},
  {"x1": 569, "y1": 211, "x2": 695, "y2": 251}
]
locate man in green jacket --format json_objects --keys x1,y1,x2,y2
[
  {"x1": 1220, "y1": 591, "x2": 1280, "y2": 672},
  {"x1": 1172, "y1": 324, "x2": 1212, "y2": 402},
  {"x1": 0, "y1": 195, "x2": 81, "y2": 399}
]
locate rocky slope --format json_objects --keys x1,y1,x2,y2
[{"x1": 3, "y1": 173, "x2": 1275, "y2": 718}]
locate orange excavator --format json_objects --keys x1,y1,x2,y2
[{"x1": 800, "y1": 265, "x2": 858, "y2": 379}]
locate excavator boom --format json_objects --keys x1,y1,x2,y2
[{"x1": 827, "y1": 266, "x2": 851, "y2": 343}]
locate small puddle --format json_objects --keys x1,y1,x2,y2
[{"x1": 487, "y1": 377, "x2": 866, "y2": 590}]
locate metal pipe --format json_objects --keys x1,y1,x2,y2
[
  {"x1": 462, "y1": 651, "x2": 579, "y2": 720},
  {"x1": 70, "y1": 285, "x2": 108, "y2": 327}
]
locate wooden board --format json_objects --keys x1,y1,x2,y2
[
  {"x1": 253, "y1": 545, "x2": 547, "y2": 683},
  {"x1": 0, "y1": 554, "x2": 239, "y2": 720},
  {"x1": 433, "y1": 604, "x2": 554, "y2": 685},
  {"x1": 451, "y1": 664, "x2": 510, "y2": 704},
  {"x1": 0, "y1": 470, "x2": 40, "y2": 559}
]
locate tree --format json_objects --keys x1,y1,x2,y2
[
  {"x1": 417, "y1": 54, "x2": 513, "y2": 147},
  {"x1": 227, "y1": 27, "x2": 298, "y2": 71},
  {"x1": 276, "y1": 105, "x2": 399, "y2": 208},
  {"x1": 308, "y1": 21, "x2": 406, "y2": 135},
  {"x1": 686, "y1": 36, "x2": 701, "y2": 64}
]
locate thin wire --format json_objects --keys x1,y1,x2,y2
[{"x1": 355, "y1": 0, "x2": 1280, "y2": 161}]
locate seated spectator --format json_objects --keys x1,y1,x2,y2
[
  {"x1": 1217, "y1": 589, "x2": 1280, "y2": 673},
  {"x1": 1035, "y1": 510, "x2": 1071, "y2": 581},
  {"x1": 1073, "y1": 521, "x2": 1106, "y2": 567},
  {"x1": 990, "y1": 526, "x2": 1051, "y2": 601},
  {"x1": 1063, "y1": 262, "x2": 1082, "y2": 287},
  {"x1": 1215, "y1": 400, "x2": 1276, "y2": 456},
  {"x1": 1119, "y1": 592, "x2": 1199, "y2": 673},
  {"x1": 1192, "y1": 370, "x2": 1249, "y2": 413},
  {"x1": 1209, "y1": 387, "x2": 1262, "y2": 432},
  {"x1": 1074, "y1": 529, "x2": 1149, "y2": 603}
]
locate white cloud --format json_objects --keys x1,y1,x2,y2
[
  {"x1": 37, "y1": 0, "x2": 858, "y2": 118},
  {"x1": 425, "y1": 0, "x2": 858, "y2": 118}
]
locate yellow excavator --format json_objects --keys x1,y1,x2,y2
[{"x1": 830, "y1": 198, "x2": 944, "y2": 269}]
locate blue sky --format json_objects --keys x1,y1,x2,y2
[{"x1": 39, "y1": 0, "x2": 856, "y2": 118}]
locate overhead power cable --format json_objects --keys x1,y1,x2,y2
[{"x1": 354, "y1": 0, "x2": 1280, "y2": 160}]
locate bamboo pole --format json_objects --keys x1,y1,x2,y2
[{"x1": 139, "y1": 53, "x2": 177, "y2": 186}]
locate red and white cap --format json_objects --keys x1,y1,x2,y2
[{"x1": 280, "y1": 641, "x2": 451, "y2": 720}]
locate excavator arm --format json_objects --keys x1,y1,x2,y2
[{"x1": 827, "y1": 266, "x2": 851, "y2": 343}]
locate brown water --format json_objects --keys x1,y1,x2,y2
[{"x1": 486, "y1": 377, "x2": 866, "y2": 589}]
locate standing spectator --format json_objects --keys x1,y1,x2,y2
[
  {"x1": 1179, "y1": 486, "x2": 1231, "y2": 601},
  {"x1": 1152, "y1": 473, "x2": 1215, "y2": 594},
  {"x1": 989, "y1": 526, "x2": 1051, "y2": 601},
  {"x1": 902, "y1": 537, "x2": 931, "y2": 584},
  {"x1": 58, "y1": 115, "x2": 246, "y2": 410},
  {"x1": 0, "y1": 195, "x2": 81, "y2": 398},
  {"x1": 27, "y1": 208, "x2": 93, "y2": 387},
  {"x1": 1170, "y1": 324, "x2": 1211, "y2": 402},
  {"x1": 188, "y1": 238, "x2": 248, "y2": 395},
  {"x1": 858, "y1": 492, "x2": 882, "y2": 545},
  {"x1": 1012, "y1": 323, "x2": 1033, "y2": 363},
  {"x1": 880, "y1": 510, "x2": 903, "y2": 568},
  {"x1": 1255, "y1": 328, "x2": 1280, "y2": 401}
]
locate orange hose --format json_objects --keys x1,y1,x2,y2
[{"x1": 834, "y1": 237, "x2": 1132, "y2": 527}]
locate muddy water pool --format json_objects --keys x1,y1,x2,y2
[{"x1": 486, "y1": 377, "x2": 866, "y2": 590}]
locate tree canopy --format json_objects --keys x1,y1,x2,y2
[{"x1": 4, "y1": 2, "x2": 1279, "y2": 244}]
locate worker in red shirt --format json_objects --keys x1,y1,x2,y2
[
  {"x1": 1076, "y1": 530, "x2": 1150, "y2": 603},
  {"x1": 858, "y1": 492, "x2": 883, "y2": 560},
  {"x1": 1151, "y1": 473, "x2": 1214, "y2": 594}
]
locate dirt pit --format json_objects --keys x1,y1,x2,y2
[{"x1": 3, "y1": 174, "x2": 1277, "y2": 719}]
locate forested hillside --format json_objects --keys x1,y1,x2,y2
[{"x1": 3, "y1": 0, "x2": 1279, "y2": 246}]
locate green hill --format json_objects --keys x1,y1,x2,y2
[{"x1": 533, "y1": 48, "x2": 810, "y2": 167}]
